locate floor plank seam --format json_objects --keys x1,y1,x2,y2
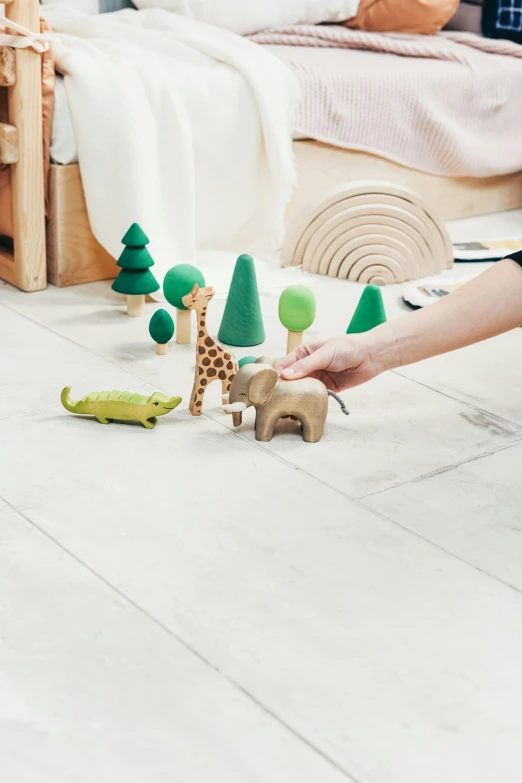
[
  {"x1": 391, "y1": 369, "x2": 522, "y2": 431},
  {"x1": 205, "y1": 416, "x2": 522, "y2": 597},
  {"x1": 0, "y1": 300, "x2": 146, "y2": 385},
  {"x1": 0, "y1": 491, "x2": 362, "y2": 783},
  {"x1": 360, "y1": 437, "x2": 522, "y2": 500}
]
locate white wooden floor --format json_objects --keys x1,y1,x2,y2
[{"x1": 1, "y1": 240, "x2": 522, "y2": 782}]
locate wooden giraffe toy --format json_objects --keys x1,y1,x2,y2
[{"x1": 182, "y1": 284, "x2": 238, "y2": 416}]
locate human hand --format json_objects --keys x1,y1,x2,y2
[{"x1": 274, "y1": 328, "x2": 398, "y2": 393}]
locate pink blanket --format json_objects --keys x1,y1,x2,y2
[{"x1": 250, "y1": 26, "x2": 522, "y2": 177}]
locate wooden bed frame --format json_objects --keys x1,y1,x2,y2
[
  {"x1": 1, "y1": 0, "x2": 522, "y2": 291},
  {"x1": 0, "y1": 0, "x2": 45, "y2": 292}
]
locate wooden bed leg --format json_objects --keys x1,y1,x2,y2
[{"x1": 0, "y1": 0, "x2": 46, "y2": 292}]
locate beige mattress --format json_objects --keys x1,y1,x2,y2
[
  {"x1": 47, "y1": 32, "x2": 522, "y2": 180},
  {"x1": 264, "y1": 37, "x2": 522, "y2": 178}
]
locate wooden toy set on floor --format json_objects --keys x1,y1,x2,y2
[{"x1": 61, "y1": 224, "x2": 387, "y2": 441}]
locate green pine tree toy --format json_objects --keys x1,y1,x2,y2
[
  {"x1": 163, "y1": 264, "x2": 205, "y2": 344},
  {"x1": 218, "y1": 254, "x2": 265, "y2": 347},
  {"x1": 112, "y1": 223, "x2": 159, "y2": 317},
  {"x1": 346, "y1": 284, "x2": 387, "y2": 334},
  {"x1": 149, "y1": 309, "x2": 175, "y2": 355}
]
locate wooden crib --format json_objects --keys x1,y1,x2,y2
[
  {"x1": 2, "y1": 0, "x2": 522, "y2": 291},
  {"x1": 0, "y1": 0, "x2": 45, "y2": 292}
]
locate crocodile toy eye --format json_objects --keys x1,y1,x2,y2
[{"x1": 153, "y1": 402, "x2": 159, "y2": 406}]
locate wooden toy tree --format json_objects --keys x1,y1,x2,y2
[
  {"x1": 279, "y1": 285, "x2": 316, "y2": 355},
  {"x1": 218, "y1": 254, "x2": 265, "y2": 347},
  {"x1": 149, "y1": 309, "x2": 175, "y2": 355},
  {"x1": 347, "y1": 284, "x2": 387, "y2": 334},
  {"x1": 163, "y1": 264, "x2": 205, "y2": 344},
  {"x1": 112, "y1": 223, "x2": 159, "y2": 317}
]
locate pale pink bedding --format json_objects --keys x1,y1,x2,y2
[{"x1": 251, "y1": 26, "x2": 522, "y2": 178}]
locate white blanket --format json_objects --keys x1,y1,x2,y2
[{"x1": 42, "y1": 6, "x2": 299, "y2": 279}]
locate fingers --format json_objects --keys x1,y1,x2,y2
[
  {"x1": 274, "y1": 343, "x2": 313, "y2": 374},
  {"x1": 280, "y1": 344, "x2": 334, "y2": 380}
]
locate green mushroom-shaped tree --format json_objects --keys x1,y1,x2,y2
[
  {"x1": 112, "y1": 223, "x2": 160, "y2": 317},
  {"x1": 149, "y1": 309, "x2": 175, "y2": 355},
  {"x1": 163, "y1": 264, "x2": 205, "y2": 344},
  {"x1": 279, "y1": 285, "x2": 316, "y2": 355},
  {"x1": 346, "y1": 284, "x2": 387, "y2": 334}
]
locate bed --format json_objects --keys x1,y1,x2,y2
[{"x1": 2, "y1": 0, "x2": 522, "y2": 291}]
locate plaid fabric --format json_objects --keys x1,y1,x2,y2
[{"x1": 483, "y1": 0, "x2": 522, "y2": 42}]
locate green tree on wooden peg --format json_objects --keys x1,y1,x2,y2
[
  {"x1": 149, "y1": 309, "x2": 175, "y2": 355},
  {"x1": 279, "y1": 285, "x2": 316, "y2": 355},
  {"x1": 163, "y1": 264, "x2": 205, "y2": 344},
  {"x1": 346, "y1": 284, "x2": 387, "y2": 334},
  {"x1": 218, "y1": 254, "x2": 265, "y2": 347},
  {"x1": 112, "y1": 223, "x2": 159, "y2": 317}
]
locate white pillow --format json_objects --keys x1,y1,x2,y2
[{"x1": 132, "y1": 0, "x2": 360, "y2": 35}]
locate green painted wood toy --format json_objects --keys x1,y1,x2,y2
[
  {"x1": 112, "y1": 223, "x2": 160, "y2": 317},
  {"x1": 347, "y1": 285, "x2": 387, "y2": 334},
  {"x1": 218, "y1": 254, "x2": 265, "y2": 347},
  {"x1": 61, "y1": 387, "x2": 182, "y2": 429},
  {"x1": 279, "y1": 285, "x2": 316, "y2": 355},
  {"x1": 163, "y1": 264, "x2": 206, "y2": 344}
]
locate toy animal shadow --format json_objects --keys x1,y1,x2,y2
[
  {"x1": 222, "y1": 356, "x2": 348, "y2": 443},
  {"x1": 61, "y1": 387, "x2": 182, "y2": 429}
]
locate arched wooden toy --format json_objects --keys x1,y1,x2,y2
[
  {"x1": 282, "y1": 181, "x2": 453, "y2": 284},
  {"x1": 61, "y1": 387, "x2": 182, "y2": 429},
  {"x1": 223, "y1": 358, "x2": 328, "y2": 443},
  {"x1": 182, "y1": 284, "x2": 238, "y2": 416}
]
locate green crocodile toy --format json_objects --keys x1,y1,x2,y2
[{"x1": 61, "y1": 387, "x2": 182, "y2": 429}]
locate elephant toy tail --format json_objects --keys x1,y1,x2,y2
[
  {"x1": 61, "y1": 386, "x2": 78, "y2": 413},
  {"x1": 327, "y1": 390, "x2": 349, "y2": 416}
]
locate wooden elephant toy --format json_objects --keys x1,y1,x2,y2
[{"x1": 223, "y1": 356, "x2": 328, "y2": 443}]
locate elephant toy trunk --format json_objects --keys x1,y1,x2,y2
[{"x1": 232, "y1": 411, "x2": 243, "y2": 427}]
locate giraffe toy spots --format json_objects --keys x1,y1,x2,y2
[{"x1": 182, "y1": 284, "x2": 238, "y2": 416}]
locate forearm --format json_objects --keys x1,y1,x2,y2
[{"x1": 364, "y1": 258, "x2": 522, "y2": 372}]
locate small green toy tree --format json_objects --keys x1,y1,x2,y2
[
  {"x1": 163, "y1": 264, "x2": 205, "y2": 344},
  {"x1": 218, "y1": 254, "x2": 265, "y2": 347},
  {"x1": 346, "y1": 284, "x2": 387, "y2": 334},
  {"x1": 112, "y1": 223, "x2": 159, "y2": 317},
  {"x1": 278, "y1": 285, "x2": 316, "y2": 355},
  {"x1": 149, "y1": 309, "x2": 175, "y2": 355},
  {"x1": 238, "y1": 355, "x2": 257, "y2": 368}
]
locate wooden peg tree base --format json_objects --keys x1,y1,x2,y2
[
  {"x1": 176, "y1": 309, "x2": 191, "y2": 344},
  {"x1": 127, "y1": 294, "x2": 145, "y2": 317},
  {"x1": 156, "y1": 343, "x2": 168, "y2": 355},
  {"x1": 286, "y1": 330, "x2": 303, "y2": 355}
]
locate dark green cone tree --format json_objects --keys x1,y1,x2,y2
[
  {"x1": 218, "y1": 254, "x2": 265, "y2": 347},
  {"x1": 346, "y1": 284, "x2": 387, "y2": 334}
]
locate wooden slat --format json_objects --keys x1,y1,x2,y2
[
  {"x1": 0, "y1": 246, "x2": 17, "y2": 287},
  {"x1": 0, "y1": 47, "x2": 16, "y2": 87},
  {"x1": 0, "y1": 122, "x2": 19, "y2": 164},
  {"x1": 4, "y1": 0, "x2": 46, "y2": 291},
  {"x1": 47, "y1": 164, "x2": 117, "y2": 287}
]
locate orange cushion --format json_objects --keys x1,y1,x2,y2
[{"x1": 346, "y1": 0, "x2": 460, "y2": 34}]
